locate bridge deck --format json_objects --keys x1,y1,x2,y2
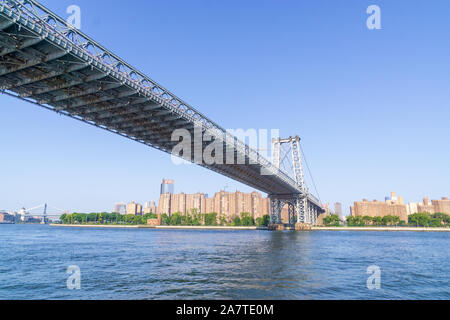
[{"x1": 0, "y1": 0, "x2": 322, "y2": 209}]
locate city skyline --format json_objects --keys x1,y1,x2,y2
[
  {"x1": 109, "y1": 185, "x2": 449, "y2": 219},
  {"x1": 2, "y1": 178, "x2": 449, "y2": 218},
  {"x1": 1, "y1": 0, "x2": 450, "y2": 214},
  {"x1": 3, "y1": 188, "x2": 449, "y2": 223}
]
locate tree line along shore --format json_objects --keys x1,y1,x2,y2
[
  {"x1": 56, "y1": 211, "x2": 450, "y2": 229},
  {"x1": 323, "y1": 212, "x2": 450, "y2": 228},
  {"x1": 58, "y1": 211, "x2": 271, "y2": 227}
]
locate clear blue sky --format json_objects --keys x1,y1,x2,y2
[{"x1": 1, "y1": 0, "x2": 449, "y2": 215}]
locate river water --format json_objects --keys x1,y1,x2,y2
[{"x1": 0, "y1": 224, "x2": 448, "y2": 300}]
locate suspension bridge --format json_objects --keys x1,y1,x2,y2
[
  {"x1": 0, "y1": 0, "x2": 325, "y2": 229},
  {"x1": 10, "y1": 203, "x2": 66, "y2": 223}
]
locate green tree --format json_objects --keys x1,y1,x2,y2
[
  {"x1": 362, "y1": 216, "x2": 372, "y2": 226},
  {"x1": 382, "y1": 215, "x2": 394, "y2": 226},
  {"x1": 124, "y1": 214, "x2": 135, "y2": 224},
  {"x1": 323, "y1": 214, "x2": 341, "y2": 227},
  {"x1": 189, "y1": 209, "x2": 202, "y2": 226},
  {"x1": 204, "y1": 213, "x2": 218, "y2": 226},
  {"x1": 161, "y1": 214, "x2": 170, "y2": 225},
  {"x1": 87, "y1": 213, "x2": 97, "y2": 223},
  {"x1": 392, "y1": 216, "x2": 401, "y2": 226},
  {"x1": 347, "y1": 215, "x2": 364, "y2": 226},
  {"x1": 143, "y1": 213, "x2": 157, "y2": 220},
  {"x1": 261, "y1": 215, "x2": 270, "y2": 226},
  {"x1": 133, "y1": 215, "x2": 144, "y2": 225},
  {"x1": 372, "y1": 216, "x2": 383, "y2": 226},
  {"x1": 60, "y1": 213, "x2": 68, "y2": 224},
  {"x1": 169, "y1": 213, "x2": 182, "y2": 225},
  {"x1": 256, "y1": 215, "x2": 270, "y2": 227},
  {"x1": 240, "y1": 212, "x2": 255, "y2": 226},
  {"x1": 429, "y1": 218, "x2": 442, "y2": 228},
  {"x1": 218, "y1": 214, "x2": 228, "y2": 226},
  {"x1": 409, "y1": 212, "x2": 431, "y2": 227},
  {"x1": 114, "y1": 213, "x2": 123, "y2": 224},
  {"x1": 431, "y1": 212, "x2": 449, "y2": 226},
  {"x1": 185, "y1": 212, "x2": 194, "y2": 225}
]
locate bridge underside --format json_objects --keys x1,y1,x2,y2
[
  {"x1": 0, "y1": 1, "x2": 324, "y2": 223},
  {"x1": 269, "y1": 195, "x2": 321, "y2": 227}
]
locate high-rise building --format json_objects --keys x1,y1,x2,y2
[
  {"x1": 126, "y1": 202, "x2": 142, "y2": 215},
  {"x1": 204, "y1": 197, "x2": 215, "y2": 214},
  {"x1": 160, "y1": 179, "x2": 174, "y2": 195},
  {"x1": 317, "y1": 202, "x2": 331, "y2": 225},
  {"x1": 350, "y1": 192, "x2": 408, "y2": 222},
  {"x1": 407, "y1": 202, "x2": 419, "y2": 215},
  {"x1": 334, "y1": 202, "x2": 343, "y2": 218},
  {"x1": 404, "y1": 197, "x2": 450, "y2": 215},
  {"x1": 432, "y1": 197, "x2": 450, "y2": 214},
  {"x1": 158, "y1": 193, "x2": 172, "y2": 215},
  {"x1": 260, "y1": 198, "x2": 270, "y2": 219},
  {"x1": 216, "y1": 191, "x2": 230, "y2": 217},
  {"x1": 156, "y1": 190, "x2": 272, "y2": 220},
  {"x1": 143, "y1": 201, "x2": 157, "y2": 214},
  {"x1": 186, "y1": 193, "x2": 205, "y2": 214},
  {"x1": 417, "y1": 197, "x2": 434, "y2": 214},
  {"x1": 251, "y1": 192, "x2": 262, "y2": 218},
  {"x1": 113, "y1": 202, "x2": 126, "y2": 215},
  {"x1": 171, "y1": 193, "x2": 187, "y2": 214}
]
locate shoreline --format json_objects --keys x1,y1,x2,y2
[
  {"x1": 313, "y1": 226, "x2": 450, "y2": 232},
  {"x1": 49, "y1": 224, "x2": 450, "y2": 232},
  {"x1": 50, "y1": 224, "x2": 267, "y2": 231},
  {"x1": 50, "y1": 224, "x2": 141, "y2": 229},
  {"x1": 154, "y1": 225, "x2": 267, "y2": 230}
]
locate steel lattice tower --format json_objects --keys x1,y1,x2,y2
[{"x1": 270, "y1": 136, "x2": 318, "y2": 227}]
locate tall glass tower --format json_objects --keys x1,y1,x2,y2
[{"x1": 160, "y1": 179, "x2": 174, "y2": 194}]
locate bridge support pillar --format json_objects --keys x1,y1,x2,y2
[
  {"x1": 294, "y1": 196, "x2": 307, "y2": 224},
  {"x1": 268, "y1": 194, "x2": 323, "y2": 231},
  {"x1": 295, "y1": 223, "x2": 312, "y2": 231},
  {"x1": 294, "y1": 196, "x2": 312, "y2": 231},
  {"x1": 269, "y1": 197, "x2": 282, "y2": 224},
  {"x1": 268, "y1": 223, "x2": 286, "y2": 231},
  {"x1": 269, "y1": 194, "x2": 314, "y2": 231}
]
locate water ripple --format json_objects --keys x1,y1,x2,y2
[{"x1": 0, "y1": 225, "x2": 448, "y2": 299}]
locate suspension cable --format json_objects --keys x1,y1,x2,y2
[{"x1": 300, "y1": 144, "x2": 322, "y2": 204}]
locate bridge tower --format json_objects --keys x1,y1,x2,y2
[
  {"x1": 270, "y1": 136, "x2": 315, "y2": 230},
  {"x1": 41, "y1": 203, "x2": 47, "y2": 225}
]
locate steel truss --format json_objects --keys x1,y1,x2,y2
[
  {"x1": 0, "y1": 0, "x2": 324, "y2": 213},
  {"x1": 270, "y1": 136, "x2": 321, "y2": 226}
]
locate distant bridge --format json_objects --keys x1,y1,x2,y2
[
  {"x1": 0, "y1": 0, "x2": 324, "y2": 227},
  {"x1": 16, "y1": 203, "x2": 65, "y2": 216},
  {"x1": 9, "y1": 203, "x2": 65, "y2": 223}
]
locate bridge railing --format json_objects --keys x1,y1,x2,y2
[{"x1": 0, "y1": 0, "x2": 306, "y2": 195}]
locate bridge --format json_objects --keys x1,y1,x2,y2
[
  {"x1": 0, "y1": 0, "x2": 324, "y2": 228},
  {"x1": 10, "y1": 203, "x2": 65, "y2": 223}
]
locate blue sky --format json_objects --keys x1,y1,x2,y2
[{"x1": 1, "y1": 0, "x2": 449, "y2": 215}]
